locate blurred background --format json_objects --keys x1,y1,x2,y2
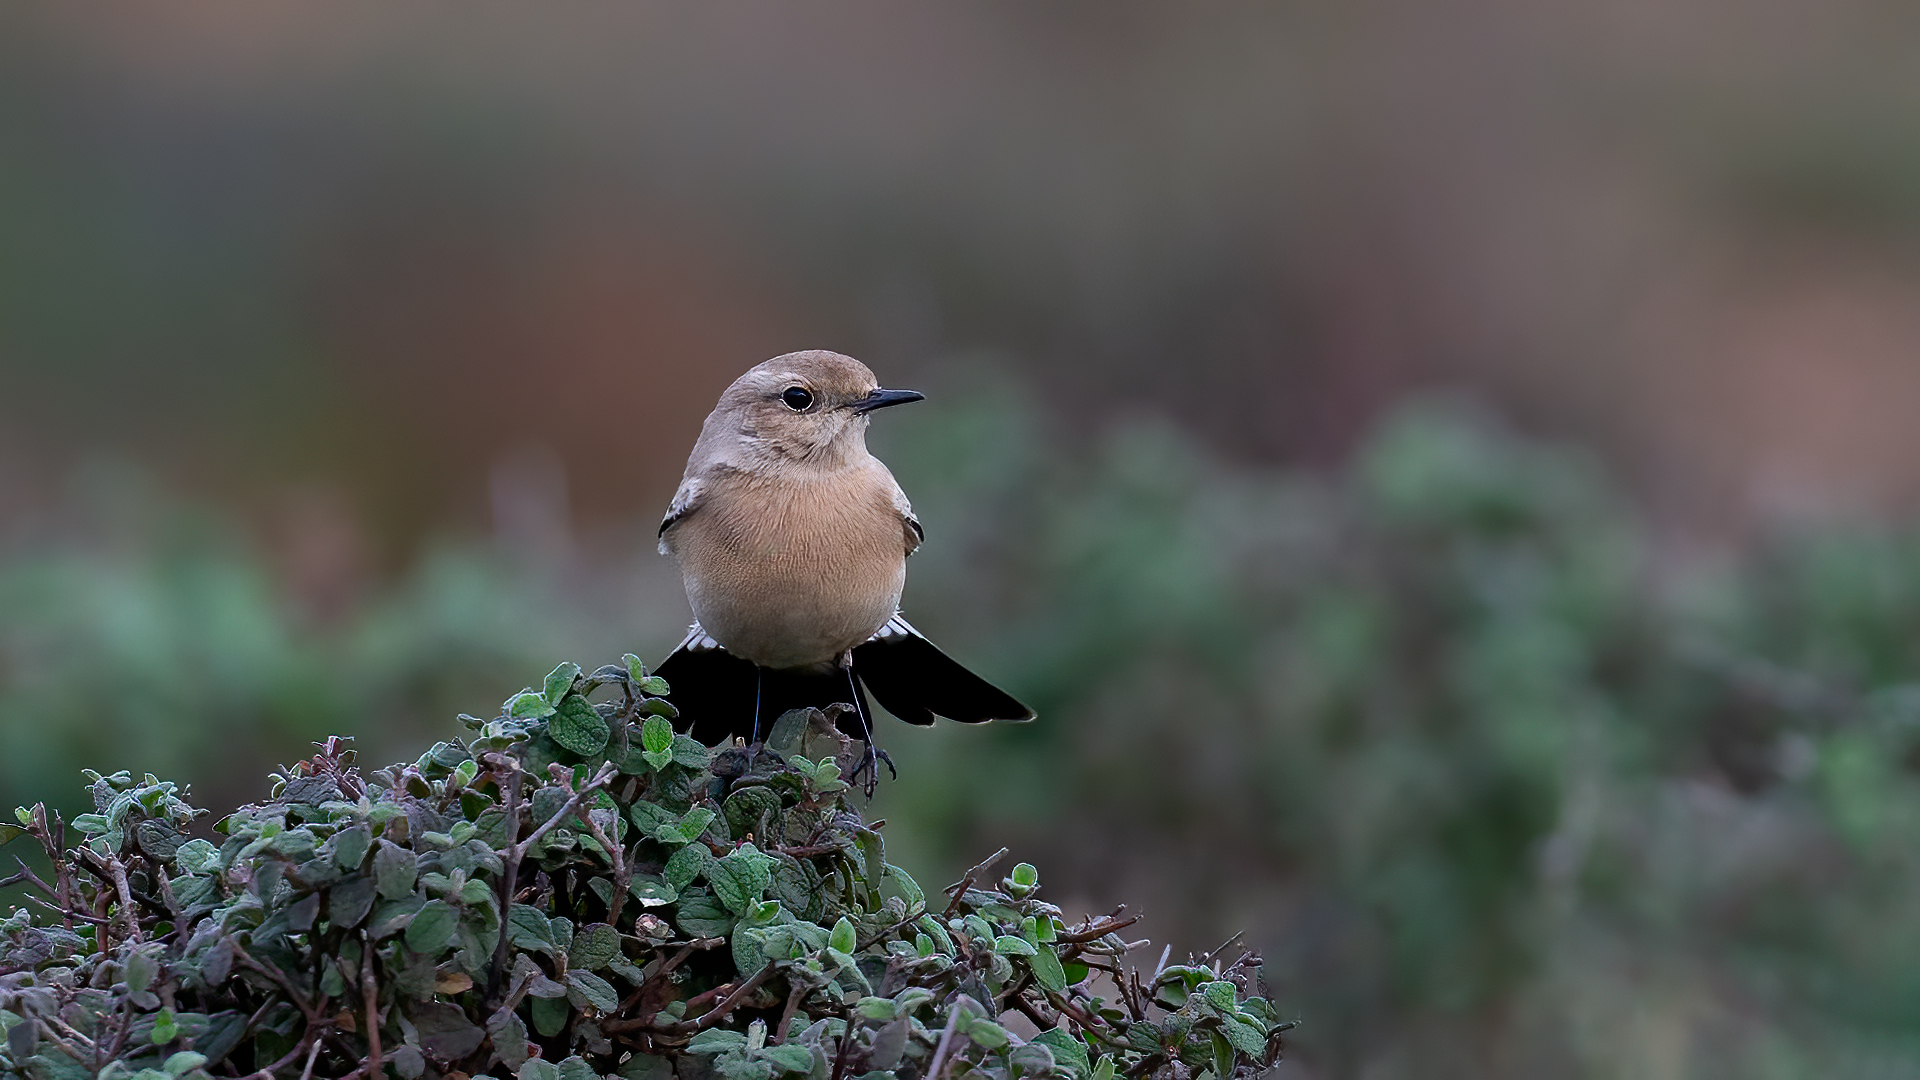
[{"x1": 9, "y1": 3, "x2": 1920, "y2": 1075}]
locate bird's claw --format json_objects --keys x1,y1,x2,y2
[{"x1": 848, "y1": 744, "x2": 896, "y2": 797}]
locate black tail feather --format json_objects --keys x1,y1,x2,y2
[
  {"x1": 852, "y1": 625, "x2": 1035, "y2": 726},
  {"x1": 654, "y1": 617, "x2": 1033, "y2": 746}
]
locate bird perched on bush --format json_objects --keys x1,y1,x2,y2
[{"x1": 654, "y1": 350, "x2": 1033, "y2": 784}]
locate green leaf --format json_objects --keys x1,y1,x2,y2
[
  {"x1": 670, "y1": 734, "x2": 708, "y2": 768},
  {"x1": 638, "y1": 675, "x2": 670, "y2": 697},
  {"x1": 519, "y1": 1059, "x2": 559, "y2": 1080},
  {"x1": 507, "y1": 904, "x2": 558, "y2": 953},
  {"x1": 174, "y1": 838, "x2": 221, "y2": 874},
  {"x1": 1220, "y1": 1014, "x2": 1268, "y2": 1057},
  {"x1": 687, "y1": 1030, "x2": 748, "y2": 1055},
  {"x1": 549, "y1": 695, "x2": 611, "y2": 756},
  {"x1": 1031, "y1": 1030, "x2": 1090, "y2": 1078},
  {"x1": 882, "y1": 864, "x2": 925, "y2": 910},
  {"x1": 629, "y1": 798, "x2": 677, "y2": 834},
  {"x1": 557, "y1": 1056, "x2": 597, "y2": 1080},
  {"x1": 568, "y1": 922, "x2": 620, "y2": 970},
  {"x1": 622, "y1": 653, "x2": 648, "y2": 682},
  {"x1": 370, "y1": 897, "x2": 427, "y2": 939},
  {"x1": 162, "y1": 1052, "x2": 208, "y2": 1077},
  {"x1": 667, "y1": 807, "x2": 717, "y2": 845},
  {"x1": 709, "y1": 845, "x2": 773, "y2": 914},
  {"x1": 149, "y1": 1007, "x2": 179, "y2": 1044},
  {"x1": 530, "y1": 995, "x2": 570, "y2": 1038},
  {"x1": 332, "y1": 825, "x2": 372, "y2": 871},
  {"x1": 1010, "y1": 1043, "x2": 1056, "y2": 1078},
  {"x1": 828, "y1": 916, "x2": 857, "y2": 955},
  {"x1": 543, "y1": 663, "x2": 583, "y2": 705},
  {"x1": 372, "y1": 841, "x2": 417, "y2": 900},
  {"x1": 708, "y1": 857, "x2": 757, "y2": 915},
  {"x1": 641, "y1": 715, "x2": 674, "y2": 754},
  {"x1": 413, "y1": 1002, "x2": 486, "y2": 1060},
  {"x1": 760, "y1": 1044, "x2": 815, "y2": 1074},
  {"x1": 1200, "y1": 980, "x2": 1239, "y2": 1012},
  {"x1": 993, "y1": 935, "x2": 1038, "y2": 957},
  {"x1": 628, "y1": 875, "x2": 678, "y2": 907},
  {"x1": 405, "y1": 899, "x2": 459, "y2": 954},
  {"x1": 1090, "y1": 1057, "x2": 1115, "y2": 1080},
  {"x1": 1211, "y1": 1031, "x2": 1235, "y2": 1078},
  {"x1": 918, "y1": 914, "x2": 954, "y2": 956},
  {"x1": 491, "y1": 1013, "x2": 531, "y2": 1071},
  {"x1": 126, "y1": 948, "x2": 160, "y2": 993},
  {"x1": 967, "y1": 1018, "x2": 1012, "y2": 1050},
  {"x1": 509, "y1": 691, "x2": 557, "y2": 720},
  {"x1": 1030, "y1": 946, "x2": 1069, "y2": 993},
  {"x1": 676, "y1": 891, "x2": 737, "y2": 939},
  {"x1": 1010, "y1": 862, "x2": 1039, "y2": 889},
  {"x1": 665, "y1": 844, "x2": 712, "y2": 890}
]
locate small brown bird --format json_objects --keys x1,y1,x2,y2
[{"x1": 653, "y1": 351, "x2": 1033, "y2": 777}]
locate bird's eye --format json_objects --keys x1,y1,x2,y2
[{"x1": 781, "y1": 386, "x2": 814, "y2": 411}]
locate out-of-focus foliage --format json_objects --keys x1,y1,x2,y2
[
  {"x1": 12, "y1": 397, "x2": 1920, "y2": 1076},
  {"x1": 879, "y1": 397, "x2": 1920, "y2": 1078},
  {"x1": 0, "y1": 664, "x2": 1287, "y2": 1080},
  {"x1": 0, "y1": 470, "x2": 673, "y2": 816}
]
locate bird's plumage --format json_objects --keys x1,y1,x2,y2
[{"x1": 654, "y1": 350, "x2": 1032, "y2": 750}]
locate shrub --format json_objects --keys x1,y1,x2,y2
[{"x1": 0, "y1": 659, "x2": 1288, "y2": 1080}]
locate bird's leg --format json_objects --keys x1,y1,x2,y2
[
  {"x1": 841, "y1": 662, "x2": 893, "y2": 797},
  {"x1": 750, "y1": 666, "x2": 765, "y2": 747}
]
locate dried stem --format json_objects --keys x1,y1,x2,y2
[
  {"x1": 489, "y1": 761, "x2": 524, "y2": 1002},
  {"x1": 653, "y1": 961, "x2": 779, "y2": 1035},
  {"x1": 360, "y1": 932, "x2": 382, "y2": 1080},
  {"x1": 509, "y1": 762, "x2": 620, "y2": 863}
]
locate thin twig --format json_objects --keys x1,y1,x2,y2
[
  {"x1": 656, "y1": 961, "x2": 779, "y2": 1035},
  {"x1": 360, "y1": 932, "x2": 382, "y2": 1080},
  {"x1": 925, "y1": 1005, "x2": 966, "y2": 1080},
  {"x1": 575, "y1": 806, "x2": 630, "y2": 927},
  {"x1": 33, "y1": 1015, "x2": 97, "y2": 1058},
  {"x1": 1, "y1": 861, "x2": 57, "y2": 896},
  {"x1": 508, "y1": 762, "x2": 620, "y2": 863},
  {"x1": 1009, "y1": 992, "x2": 1058, "y2": 1032},
  {"x1": 296, "y1": 1032, "x2": 325, "y2": 1080},
  {"x1": 489, "y1": 761, "x2": 523, "y2": 1002},
  {"x1": 770, "y1": 982, "x2": 807, "y2": 1046},
  {"x1": 23, "y1": 893, "x2": 111, "y2": 925},
  {"x1": 233, "y1": 945, "x2": 320, "y2": 1024},
  {"x1": 1198, "y1": 930, "x2": 1245, "y2": 967},
  {"x1": 1045, "y1": 990, "x2": 1124, "y2": 1044},
  {"x1": 1056, "y1": 910, "x2": 1141, "y2": 944},
  {"x1": 942, "y1": 847, "x2": 1010, "y2": 916},
  {"x1": 250, "y1": 1029, "x2": 318, "y2": 1079}
]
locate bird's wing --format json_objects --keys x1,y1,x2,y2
[
  {"x1": 888, "y1": 477, "x2": 924, "y2": 556},
  {"x1": 656, "y1": 475, "x2": 706, "y2": 554}
]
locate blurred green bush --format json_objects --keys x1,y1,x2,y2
[{"x1": 9, "y1": 398, "x2": 1920, "y2": 1077}]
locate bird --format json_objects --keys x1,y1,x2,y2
[{"x1": 652, "y1": 350, "x2": 1033, "y2": 783}]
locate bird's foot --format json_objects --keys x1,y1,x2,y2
[{"x1": 848, "y1": 744, "x2": 896, "y2": 798}]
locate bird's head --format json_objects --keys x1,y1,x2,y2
[{"x1": 709, "y1": 350, "x2": 924, "y2": 466}]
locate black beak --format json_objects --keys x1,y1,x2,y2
[{"x1": 851, "y1": 387, "x2": 926, "y2": 413}]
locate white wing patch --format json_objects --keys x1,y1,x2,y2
[
  {"x1": 657, "y1": 476, "x2": 706, "y2": 555},
  {"x1": 890, "y1": 480, "x2": 923, "y2": 556},
  {"x1": 673, "y1": 622, "x2": 725, "y2": 652},
  {"x1": 866, "y1": 614, "x2": 922, "y2": 644}
]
